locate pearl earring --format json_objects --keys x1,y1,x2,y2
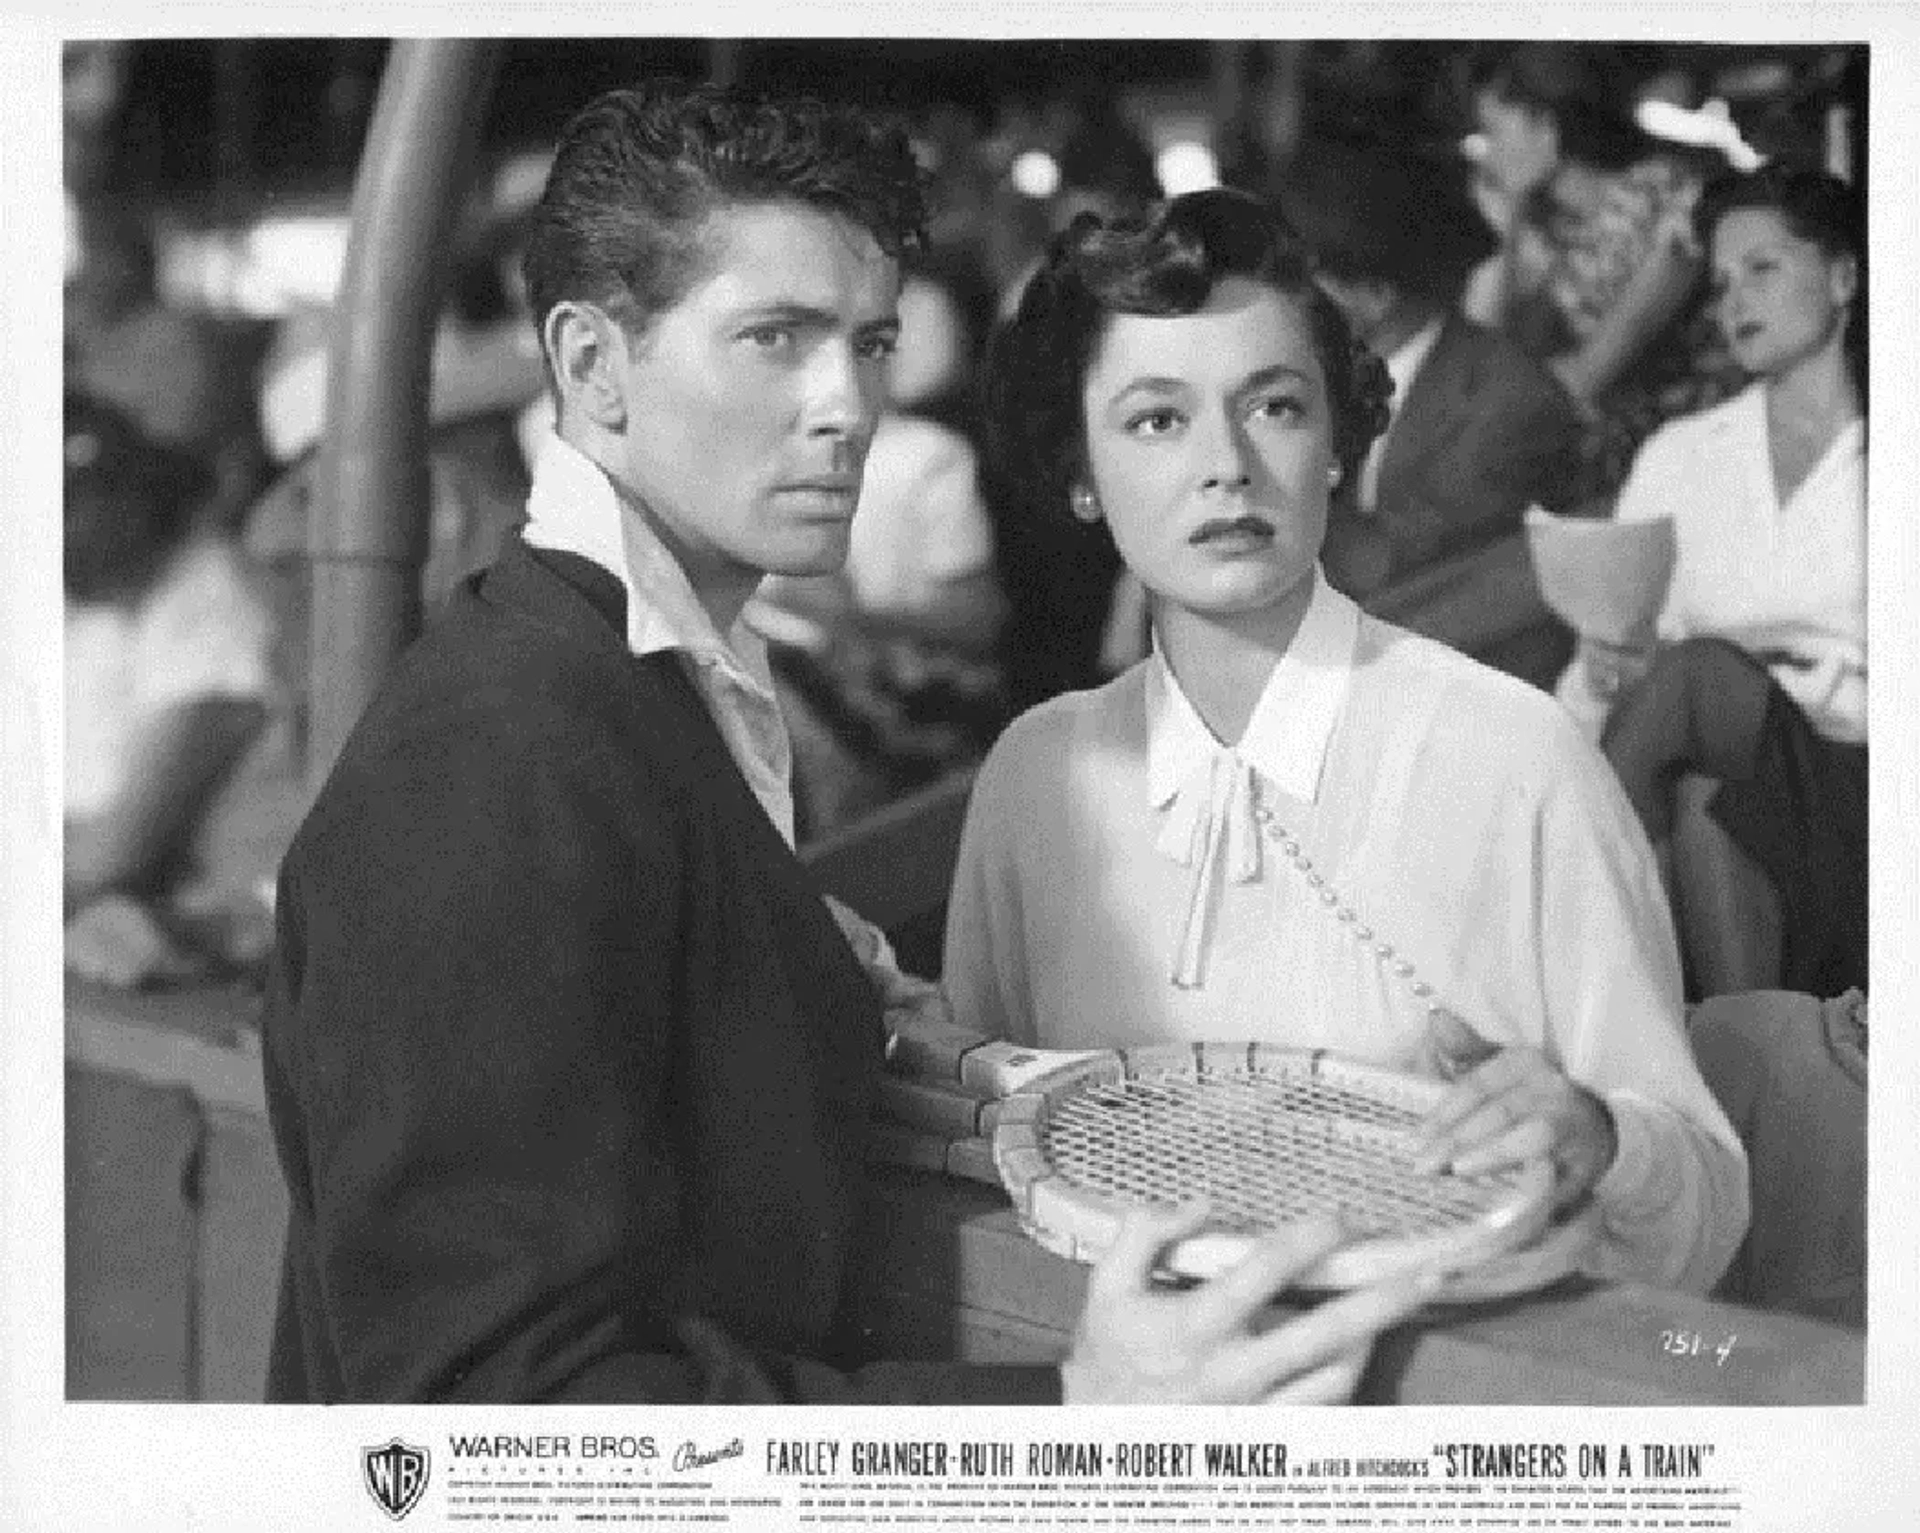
[
  {"x1": 1327, "y1": 465, "x2": 1342, "y2": 487},
  {"x1": 1071, "y1": 486, "x2": 1102, "y2": 523}
]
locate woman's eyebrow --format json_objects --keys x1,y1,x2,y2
[
  {"x1": 1235, "y1": 364, "x2": 1312, "y2": 395},
  {"x1": 1105, "y1": 374, "x2": 1191, "y2": 407}
]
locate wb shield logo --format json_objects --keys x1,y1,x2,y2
[{"x1": 363, "y1": 1439, "x2": 430, "y2": 1520}]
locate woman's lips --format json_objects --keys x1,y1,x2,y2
[{"x1": 1190, "y1": 514, "x2": 1276, "y2": 546}]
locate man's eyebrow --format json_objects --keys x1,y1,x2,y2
[{"x1": 726, "y1": 301, "x2": 898, "y2": 332}]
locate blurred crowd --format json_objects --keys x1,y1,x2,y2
[{"x1": 61, "y1": 39, "x2": 1866, "y2": 1000}]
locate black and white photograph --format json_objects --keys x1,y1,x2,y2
[{"x1": 4, "y1": 7, "x2": 1918, "y2": 1529}]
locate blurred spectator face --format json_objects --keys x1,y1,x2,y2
[
  {"x1": 1473, "y1": 89, "x2": 1559, "y2": 201},
  {"x1": 1078, "y1": 275, "x2": 1336, "y2": 621},
  {"x1": 1710, "y1": 206, "x2": 1858, "y2": 378},
  {"x1": 886, "y1": 276, "x2": 966, "y2": 409},
  {"x1": 606, "y1": 201, "x2": 901, "y2": 583}
]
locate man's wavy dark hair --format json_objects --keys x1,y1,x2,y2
[
  {"x1": 521, "y1": 78, "x2": 928, "y2": 354},
  {"x1": 983, "y1": 188, "x2": 1393, "y2": 524}
]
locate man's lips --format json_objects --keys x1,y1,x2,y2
[
  {"x1": 1189, "y1": 514, "x2": 1276, "y2": 545},
  {"x1": 778, "y1": 478, "x2": 858, "y2": 495}
]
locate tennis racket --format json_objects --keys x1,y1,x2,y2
[{"x1": 871, "y1": 1010, "x2": 1567, "y2": 1291}]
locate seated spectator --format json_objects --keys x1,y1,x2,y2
[
  {"x1": 64, "y1": 393, "x2": 280, "y2": 987},
  {"x1": 1464, "y1": 43, "x2": 1743, "y2": 500},
  {"x1": 252, "y1": 222, "x2": 543, "y2": 607},
  {"x1": 65, "y1": 200, "x2": 264, "y2": 527},
  {"x1": 1278, "y1": 134, "x2": 1585, "y2": 601},
  {"x1": 1556, "y1": 164, "x2": 1865, "y2": 997}
]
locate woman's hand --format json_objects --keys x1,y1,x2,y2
[
  {"x1": 1060, "y1": 1203, "x2": 1444, "y2": 1405},
  {"x1": 1415, "y1": 1008, "x2": 1618, "y2": 1211},
  {"x1": 1576, "y1": 633, "x2": 1657, "y2": 703}
]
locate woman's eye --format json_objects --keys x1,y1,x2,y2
[
  {"x1": 1251, "y1": 394, "x2": 1304, "y2": 422},
  {"x1": 1126, "y1": 409, "x2": 1183, "y2": 437},
  {"x1": 856, "y1": 333, "x2": 899, "y2": 362},
  {"x1": 742, "y1": 324, "x2": 795, "y2": 352}
]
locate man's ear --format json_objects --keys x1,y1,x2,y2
[
  {"x1": 1829, "y1": 251, "x2": 1861, "y2": 312},
  {"x1": 543, "y1": 301, "x2": 628, "y2": 432}
]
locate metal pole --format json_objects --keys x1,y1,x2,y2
[{"x1": 307, "y1": 38, "x2": 500, "y2": 786}]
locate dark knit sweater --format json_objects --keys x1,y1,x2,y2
[{"x1": 261, "y1": 539, "x2": 1058, "y2": 1404}]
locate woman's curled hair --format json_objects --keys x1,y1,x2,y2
[{"x1": 983, "y1": 188, "x2": 1392, "y2": 522}]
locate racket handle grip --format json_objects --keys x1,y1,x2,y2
[{"x1": 960, "y1": 1041, "x2": 1120, "y2": 1099}]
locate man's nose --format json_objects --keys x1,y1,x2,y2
[{"x1": 804, "y1": 340, "x2": 875, "y2": 440}]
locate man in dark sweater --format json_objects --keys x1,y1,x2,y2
[{"x1": 261, "y1": 78, "x2": 1441, "y2": 1405}]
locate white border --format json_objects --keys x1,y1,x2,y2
[{"x1": 6, "y1": 6, "x2": 1917, "y2": 1530}]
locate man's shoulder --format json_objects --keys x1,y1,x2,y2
[{"x1": 299, "y1": 592, "x2": 682, "y2": 835}]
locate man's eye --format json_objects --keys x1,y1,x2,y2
[
  {"x1": 1126, "y1": 409, "x2": 1182, "y2": 437},
  {"x1": 742, "y1": 324, "x2": 795, "y2": 351},
  {"x1": 856, "y1": 333, "x2": 899, "y2": 362}
]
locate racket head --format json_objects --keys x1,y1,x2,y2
[{"x1": 992, "y1": 1042, "x2": 1555, "y2": 1291}]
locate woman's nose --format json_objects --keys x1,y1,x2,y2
[{"x1": 1195, "y1": 408, "x2": 1253, "y2": 491}]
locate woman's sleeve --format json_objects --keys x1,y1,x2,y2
[
  {"x1": 1529, "y1": 716, "x2": 1750, "y2": 1294},
  {"x1": 1610, "y1": 429, "x2": 1690, "y2": 644},
  {"x1": 940, "y1": 724, "x2": 1039, "y2": 1045}
]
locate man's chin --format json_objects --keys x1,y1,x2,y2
[{"x1": 766, "y1": 527, "x2": 854, "y2": 579}]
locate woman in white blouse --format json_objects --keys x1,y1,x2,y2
[
  {"x1": 1558, "y1": 165, "x2": 1866, "y2": 997},
  {"x1": 944, "y1": 189, "x2": 1746, "y2": 1295}
]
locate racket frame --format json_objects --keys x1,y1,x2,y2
[{"x1": 988, "y1": 1040, "x2": 1556, "y2": 1289}]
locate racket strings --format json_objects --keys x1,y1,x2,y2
[{"x1": 1041, "y1": 1068, "x2": 1521, "y2": 1238}]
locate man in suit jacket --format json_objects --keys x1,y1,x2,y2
[
  {"x1": 261, "y1": 79, "x2": 1440, "y2": 1406},
  {"x1": 1280, "y1": 134, "x2": 1586, "y2": 598}
]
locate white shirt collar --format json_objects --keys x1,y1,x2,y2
[
  {"x1": 1383, "y1": 313, "x2": 1446, "y2": 405},
  {"x1": 521, "y1": 427, "x2": 777, "y2": 702},
  {"x1": 1141, "y1": 572, "x2": 1362, "y2": 989},
  {"x1": 1146, "y1": 569, "x2": 1361, "y2": 810},
  {"x1": 1356, "y1": 314, "x2": 1445, "y2": 511}
]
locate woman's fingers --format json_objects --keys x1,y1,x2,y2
[
  {"x1": 1441, "y1": 1115, "x2": 1554, "y2": 1178},
  {"x1": 1420, "y1": 1047, "x2": 1533, "y2": 1137},
  {"x1": 1423, "y1": 1006, "x2": 1503, "y2": 1080}
]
